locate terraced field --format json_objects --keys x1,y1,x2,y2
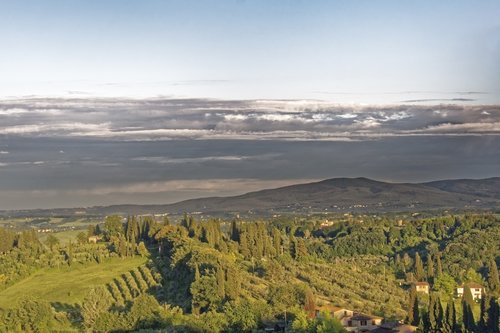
[{"x1": 0, "y1": 256, "x2": 147, "y2": 309}]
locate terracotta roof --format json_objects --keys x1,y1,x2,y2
[
  {"x1": 414, "y1": 282, "x2": 429, "y2": 286},
  {"x1": 351, "y1": 312, "x2": 383, "y2": 320},
  {"x1": 458, "y1": 282, "x2": 483, "y2": 289}
]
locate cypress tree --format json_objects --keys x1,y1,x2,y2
[
  {"x1": 239, "y1": 231, "x2": 250, "y2": 259},
  {"x1": 487, "y1": 298, "x2": 499, "y2": 333},
  {"x1": 436, "y1": 255, "x2": 443, "y2": 278},
  {"x1": 464, "y1": 285, "x2": 475, "y2": 308},
  {"x1": 408, "y1": 286, "x2": 418, "y2": 325},
  {"x1": 416, "y1": 315, "x2": 425, "y2": 333},
  {"x1": 296, "y1": 238, "x2": 308, "y2": 260},
  {"x1": 230, "y1": 221, "x2": 239, "y2": 241},
  {"x1": 428, "y1": 293, "x2": 438, "y2": 331},
  {"x1": 488, "y1": 259, "x2": 500, "y2": 294},
  {"x1": 462, "y1": 287, "x2": 476, "y2": 333},
  {"x1": 304, "y1": 288, "x2": 315, "y2": 317},
  {"x1": 479, "y1": 295, "x2": 490, "y2": 332},
  {"x1": 436, "y1": 294, "x2": 444, "y2": 331},
  {"x1": 225, "y1": 266, "x2": 241, "y2": 301},
  {"x1": 415, "y1": 253, "x2": 425, "y2": 281},
  {"x1": 427, "y1": 253, "x2": 434, "y2": 281},
  {"x1": 216, "y1": 265, "x2": 225, "y2": 300},
  {"x1": 442, "y1": 300, "x2": 456, "y2": 333},
  {"x1": 272, "y1": 228, "x2": 281, "y2": 256},
  {"x1": 413, "y1": 292, "x2": 420, "y2": 327}
]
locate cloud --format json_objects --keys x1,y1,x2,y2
[
  {"x1": 0, "y1": 97, "x2": 498, "y2": 142},
  {"x1": 401, "y1": 98, "x2": 476, "y2": 103}
]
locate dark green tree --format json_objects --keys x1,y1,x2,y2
[
  {"x1": 442, "y1": 300, "x2": 456, "y2": 333},
  {"x1": 487, "y1": 259, "x2": 500, "y2": 295},
  {"x1": 436, "y1": 254, "x2": 443, "y2": 278},
  {"x1": 487, "y1": 298, "x2": 499, "y2": 333},
  {"x1": 462, "y1": 287, "x2": 476, "y2": 333},
  {"x1": 427, "y1": 253, "x2": 434, "y2": 281},
  {"x1": 216, "y1": 265, "x2": 226, "y2": 300},
  {"x1": 415, "y1": 252, "x2": 425, "y2": 281},
  {"x1": 408, "y1": 286, "x2": 420, "y2": 325},
  {"x1": 479, "y1": 295, "x2": 490, "y2": 332}
]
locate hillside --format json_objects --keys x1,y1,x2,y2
[
  {"x1": 162, "y1": 177, "x2": 500, "y2": 215},
  {"x1": 1, "y1": 177, "x2": 499, "y2": 218}
]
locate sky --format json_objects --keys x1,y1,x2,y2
[{"x1": 0, "y1": 1, "x2": 499, "y2": 209}]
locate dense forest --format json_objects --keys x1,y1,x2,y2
[{"x1": 0, "y1": 212, "x2": 498, "y2": 332}]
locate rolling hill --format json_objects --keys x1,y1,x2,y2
[{"x1": 1, "y1": 177, "x2": 499, "y2": 218}]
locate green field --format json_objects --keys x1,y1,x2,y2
[
  {"x1": 37, "y1": 229, "x2": 85, "y2": 245},
  {"x1": 0, "y1": 256, "x2": 147, "y2": 309}
]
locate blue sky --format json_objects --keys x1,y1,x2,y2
[{"x1": 1, "y1": 0, "x2": 499, "y2": 102}]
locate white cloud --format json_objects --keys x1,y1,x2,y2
[{"x1": 0, "y1": 97, "x2": 498, "y2": 141}]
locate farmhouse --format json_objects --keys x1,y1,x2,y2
[
  {"x1": 346, "y1": 313, "x2": 383, "y2": 332},
  {"x1": 313, "y1": 305, "x2": 384, "y2": 332},
  {"x1": 88, "y1": 235, "x2": 102, "y2": 243},
  {"x1": 456, "y1": 283, "x2": 483, "y2": 300},
  {"x1": 314, "y1": 304, "x2": 354, "y2": 326},
  {"x1": 414, "y1": 282, "x2": 429, "y2": 294}
]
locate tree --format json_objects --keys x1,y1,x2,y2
[
  {"x1": 87, "y1": 224, "x2": 96, "y2": 237},
  {"x1": 225, "y1": 266, "x2": 241, "y2": 301},
  {"x1": 462, "y1": 286, "x2": 476, "y2": 332},
  {"x1": 223, "y1": 300, "x2": 257, "y2": 332},
  {"x1": 292, "y1": 309, "x2": 310, "y2": 331},
  {"x1": 415, "y1": 253, "x2": 425, "y2": 281},
  {"x1": 311, "y1": 311, "x2": 348, "y2": 333},
  {"x1": 216, "y1": 265, "x2": 226, "y2": 300},
  {"x1": 44, "y1": 234, "x2": 60, "y2": 251},
  {"x1": 408, "y1": 286, "x2": 420, "y2": 325},
  {"x1": 136, "y1": 241, "x2": 148, "y2": 257},
  {"x1": 0, "y1": 227, "x2": 16, "y2": 253},
  {"x1": 433, "y1": 273, "x2": 456, "y2": 295},
  {"x1": 230, "y1": 221, "x2": 239, "y2": 242},
  {"x1": 442, "y1": 300, "x2": 456, "y2": 333},
  {"x1": 190, "y1": 275, "x2": 221, "y2": 314},
  {"x1": 428, "y1": 293, "x2": 443, "y2": 331},
  {"x1": 479, "y1": 296, "x2": 490, "y2": 332},
  {"x1": 76, "y1": 231, "x2": 88, "y2": 244},
  {"x1": 436, "y1": 254, "x2": 443, "y2": 278},
  {"x1": 304, "y1": 288, "x2": 316, "y2": 318},
  {"x1": 129, "y1": 294, "x2": 162, "y2": 329},
  {"x1": 427, "y1": 253, "x2": 434, "y2": 281},
  {"x1": 103, "y1": 215, "x2": 123, "y2": 240},
  {"x1": 11, "y1": 296, "x2": 54, "y2": 332},
  {"x1": 487, "y1": 259, "x2": 500, "y2": 295},
  {"x1": 272, "y1": 228, "x2": 281, "y2": 256},
  {"x1": 81, "y1": 286, "x2": 113, "y2": 330},
  {"x1": 487, "y1": 297, "x2": 499, "y2": 333}
]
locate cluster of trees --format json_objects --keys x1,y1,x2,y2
[
  {"x1": 408, "y1": 286, "x2": 499, "y2": 333},
  {"x1": 1, "y1": 212, "x2": 499, "y2": 332},
  {"x1": 0, "y1": 228, "x2": 40, "y2": 253}
]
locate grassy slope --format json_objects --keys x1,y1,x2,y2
[
  {"x1": 38, "y1": 229, "x2": 84, "y2": 245},
  {"x1": 0, "y1": 256, "x2": 147, "y2": 309}
]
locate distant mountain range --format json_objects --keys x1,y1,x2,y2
[{"x1": 2, "y1": 177, "x2": 499, "y2": 218}]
